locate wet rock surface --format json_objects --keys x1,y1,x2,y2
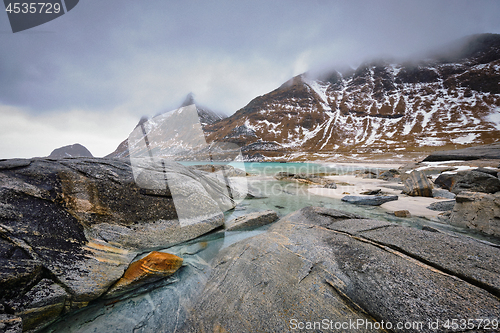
[
  {"x1": 180, "y1": 207, "x2": 500, "y2": 333},
  {"x1": 0, "y1": 157, "x2": 232, "y2": 331},
  {"x1": 105, "y1": 251, "x2": 183, "y2": 297}
]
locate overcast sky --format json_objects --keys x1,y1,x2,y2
[{"x1": 1, "y1": 0, "x2": 499, "y2": 158}]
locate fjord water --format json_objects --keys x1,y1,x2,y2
[{"x1": 42, "y1": 162, "x2": 490, "y2": 332}]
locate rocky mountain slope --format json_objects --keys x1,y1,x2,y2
[
  {"x1": 204, "y1": 33, "x2": 500, "y2": 160},
  {"x1": 106, "y1": 94, "x2": 227, "y2": 158},
  {"x1": 107, "y1": 34, "x2": 500, "y2": 161}
]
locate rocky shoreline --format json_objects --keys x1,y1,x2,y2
[
  {"x1": 1, "y1": 153, "x2": 499, "y2": 332},
  {"x1": 0, "y1": 157, "x2": 236, "y2": 332}
]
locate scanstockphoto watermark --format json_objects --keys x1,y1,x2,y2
[
  {"x1": 289, "y1": 318, "x2": 499, "y2": 331},
  {"x1": 290, "y1": 318, "x2": 423, "y2": 331},
  {"x1": 3, "y1": 0, "x2": 79, "y2": 33}
]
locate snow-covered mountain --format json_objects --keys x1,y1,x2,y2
[
  {"x1": 108, "y1": 34, "x2": 500, "y2": 161},
  {"x1": 106, "y1": 94, "x2": 227, "y2": 158},
  {"x1": 205, "y1": 33, "x2": 500, "y2": 160}
]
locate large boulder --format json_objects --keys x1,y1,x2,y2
[
  {"x1": 0, "y1": 157, "x2": 233, "y2": 332},
  {"x1": 435, "y1": 170, "x2": 500, "y2": 194},
  {"x1": 450, "y1": 191, "x2": 500, "y2": 237},
  {"x1": 180, "y1": 207, "x2": 500, "y2": 333},
  {"x1": 402, "y1": 170, "x2": 433, "y2": 197}
]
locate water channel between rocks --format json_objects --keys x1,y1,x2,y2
[{"x1": 42, "y1": 162, "x2": 499, "y2": 332}]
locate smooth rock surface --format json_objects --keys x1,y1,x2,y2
[
  {"x1": 226, "y1": 210, "x2": 279, "y2": 231},
  {"x1": 403, "y1": 170, "x2": 433, "y2": 197},
  {"x1": 341, "y1": 194, "x2": 398, "y2": 206},
  {"x1": 435, "y1": 170, "x2": 500, "y2": 194},
  {"x1": 180, "y1": 207, "x2": 500, "y2": 333},
  {"x1": 451, "y1": 191, "x2": 500, "y2": 237},
  {"x1": 0, "y1": 157, "x2": 232, "y2": 331}
]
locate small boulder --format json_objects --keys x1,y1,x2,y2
[
  {"x1": 427, "y1": 200, "x2": 456, "y2": 211},
  {"x1": 360, "y1": 189, "x2": 382, "y2": 195},
  {"x1": 323, "y1": 182, "x2": 337, "y2": 189},
  {"x1": 341, "y1": 195, "x2": 398, "y2": 206},
  {"x1": 378, "y1": 169, "x2": 400, "y2": 181},
  {"x1": 362, "y1": 170, "x2": 378, "y2": 179},
  {"x1": 394, "y1": 210, "x2": 411, "y2": 217},
  {"x1": 403, "y1": 170, "x2": 433, "y2": 197},
  {"x1": 432, "y1": 188, "x2": 456, "y2": 199},
  {"x1": 435, "y1": 171, "x2": 500, "y2": 194},
  {"x1": 226, "y1": 210, "x2": 279, "y2": 231}
]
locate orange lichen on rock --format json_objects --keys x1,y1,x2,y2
[{"x1": 107, "y1": 251, "x2": 183, "y2": 296}]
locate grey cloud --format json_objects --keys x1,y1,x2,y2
[{"x1": 0, "y1": 0, "x2": 499, "y2": 116}]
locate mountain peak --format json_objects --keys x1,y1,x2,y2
[
  {"x1": 48, "y1": 143, "x2": 93, "y2": 158},
  {"x1": 181, "y1": 93, "x2": 196, "y2": 107}
]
